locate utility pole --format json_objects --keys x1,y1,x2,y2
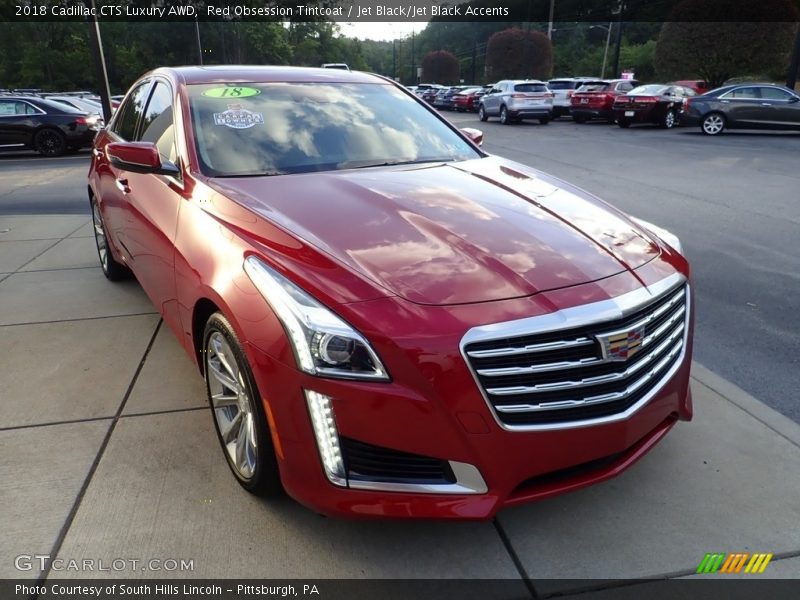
[
  {"x1": 411, "y1": 30, "x2": 416, "y2": 83},
  {"x1": 611, "y1": 2, "x2": 624, "y2": 79},
  {"x1": 87, "y1": 0, "x2": 112, "y2": 123},
  {"x1": 194, "y1": 15, "x2": 203, "y2": 65},
  {"x1": 471, "y1": 40, "x2": 477, "y2": 84},
  {"x1": 547, "y1": 0, "x2": 555, "y2": 39},
  {"x1": 392, "y1": 40, "x2": 396, "y2": 81},
  {"x1": 787, "y1": 26, "x2": 800, "y2": 90}
]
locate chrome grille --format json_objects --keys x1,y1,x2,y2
[{"x1": 461, "y1": 277, "x2": 689, "y2": 430}]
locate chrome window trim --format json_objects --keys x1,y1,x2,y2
[
  {"x1": 459, "y1": 272, "x2": 689, "y2": 432},
  {"x1": 348, "y1": 461, "x2": 487, "y2": 495}
]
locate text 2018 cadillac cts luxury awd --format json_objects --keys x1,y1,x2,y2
[{"x1": 88, "y1": 66, "x2": 693, "y2": 519}]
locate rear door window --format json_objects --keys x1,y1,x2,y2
[
  {"x1": 759, "y1": 87, "x2": 794, "y2": 101},
  {"x1": 723, "y1": 87, "x2": 759, "y2": 100}
]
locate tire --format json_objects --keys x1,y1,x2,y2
[
  {"x1": 618, "y1": 118, "x2": 631, "y2": 128},
  {"x1": 573, "y1": 115, "x2": 588, "y2": 124},
  {"x1": 701, "y1": 112, "x2": 725, "y2": 135},
  {"x1": 204, "y1": 312, "x2": 282, "y2": 497},
  {"x1": 91, "y1": 196, "x2": 130, "y2": 281},
  {"x1": 33, "y1": 128, "x2": 66, "y2": 157},
  {"x1": 539, "y1": 118, "x2": 550, "y2": 125},
  {"x1": 499, "y1": 105, "x2": 510, "y2": 125},
  {"x1": 478, "y1": 105, "x2": 488, "y2": 122},
  {"x1": 661, "y1": 109, "x2": 677, "y2": 129}
]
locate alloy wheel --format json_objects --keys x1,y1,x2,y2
[
  {"x1": 92, "y1": 202, "x2": 108, "y2": 271},
  {"x1": 702, "y1": 114, "x2": 724, "y2": 135},
  {"x1": 206, "y1": 331, "x2": 258, "y2": 480},
  {"x1": 664, "y1": 110, "x2": 676, "y2": 128},
  {"x1": 35, "y1": 129, "x2": 65, "y2": 156}
]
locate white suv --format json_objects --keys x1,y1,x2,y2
[{"x1": 478, "y1": 80, "x2": 554, "y2": 125}]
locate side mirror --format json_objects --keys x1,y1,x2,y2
[
  {"x1": 461, "y1": 127, "x2": 484, "y2": 146},
  {"x1": 106, "y1": 141, "x2": 179, "y2": 176},
  {"x1": 789, "y1": 96, "x2": 800, "y2": 103}
]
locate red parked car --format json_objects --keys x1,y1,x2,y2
[
  {"x1": 88, "y1": 66, "x2": 693, "y2": 520},
  {"x1": 571, "y1": 79, "x2": 639, "y2": 123},
  {"x1": 452, "y1": 87, "x2": 485, "y2": 112}
]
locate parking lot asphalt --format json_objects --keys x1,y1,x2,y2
[
  {"x1": 1, "y1": 121, "x2": 799, "y2": 590},
  {"x1": 1, "y1": 214, "x2": 799, "y2": 592}
]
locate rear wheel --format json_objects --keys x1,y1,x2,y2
[
  {"x1": 204, "y1": 313, "x2": 282, "y2": 497},
  {"x1": 701, "y1": 113, "x2": 725, "y2": 135},
  {"x1": 33, "y1": 128, "x2": 66, "y2": 157},
  {"x1": 478, "y1": 105, "x2": 488, "y2": 122},
  {"x1": 91, "y1": 197, "x2": 130, "y2": 281},
  {"x1": 499, "y1": 105, "x2": 510, "y2": 125},
  {"x1": 661, "y1": 109, "x2": 677, "y2": 129},
  {"x1": 539, "y1": 117, "x2": 550, "y2": 125}
]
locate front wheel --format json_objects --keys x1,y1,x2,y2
[
  {"x1": 204, "y1": 313, "x2": 282, "y2": 497},
  {"x1": 661, "y1": 109, "x2": 677, "y2": 129},
  {"x1": 478, "y1": 105, "x2": 488, "y2": 122},
  {"x1": 701, "y1": 113, "x2": 725, "y2": 135},
  {"x1": 91, "y1": 197, "x2": 130, "y2": 281},
  {"x1": 33, "y1": 128, "x2": 66, "y2": 157}
]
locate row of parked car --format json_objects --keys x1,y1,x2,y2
[{"x1": 412, "y1": 77, "x2": 800, "y2": 135}]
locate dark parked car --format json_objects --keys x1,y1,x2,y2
[
  {"x1": 681, "y1": 83, "x2": 800, "y2": 135},
  {"x1": 613, "y1": 84, "x2": 697, "y2": 129},
  {"x1": 0, "y1": 95, "x2": 101, "y2": 156},
  {"x1": 433, "y1": 86, "x2": 469, "y2": 110},
  {"x1": 571, "y1": 79, "x2": 639, "y2": 123}
]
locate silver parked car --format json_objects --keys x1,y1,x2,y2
[{"x1": 478, "y1": 80, "x2": 554, "y2": 125}]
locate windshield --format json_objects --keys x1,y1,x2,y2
[
  {"x1": 630, "y1": 85, "x2": 669, "y2": 95},
  {"x1": 188, "y1": 82, "x2": 480, "y2": 177}
]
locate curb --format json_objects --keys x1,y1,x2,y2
[{"x1": 691, "y1": 361, "x2": 800, "y2": 448}]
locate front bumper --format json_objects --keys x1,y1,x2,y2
[{"x1": 245, "y1": 268, "x2": 694, "y2": 520}]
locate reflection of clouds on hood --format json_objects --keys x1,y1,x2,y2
[{"x1": 191, "y1": 82, "x2": 475, "y2": 176}]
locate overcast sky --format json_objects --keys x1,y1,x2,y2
[{"x1": 338, "y1": 21, "x2": 428, "y2": 41}]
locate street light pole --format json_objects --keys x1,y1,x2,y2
[{"x1": 87, "y1": 0, "x2": 112, "y2": 123}]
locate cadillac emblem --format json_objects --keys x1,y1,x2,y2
[{"x1": 598, "y1": 326, "x2": 645, "y2": 362}]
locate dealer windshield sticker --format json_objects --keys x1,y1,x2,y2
[
  {"x1": 203, "y1": 86, "x2": 261, "y2": 98},
  {"x1": 213, "y1": 104, "x2": 265, "y2": 129}
]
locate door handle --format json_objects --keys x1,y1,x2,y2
[
  {"x1": 720, "y1": 100, "x2": 730, "y2": 104},
  {"x1": 115, "y1": 178, "x2": 130, "y2": 194},
  {"x1": 761, "y1": 103, "x2": 772, "y2": 106}
]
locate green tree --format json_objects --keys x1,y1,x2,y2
[
  {"x1": 486, "y1": 27, "x2": 553, "y2": 80},
  {"x1": 655, "y1": 0, "x2": 799, "y2": 87}
]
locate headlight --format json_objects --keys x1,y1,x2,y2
[
  {"x1": 243, "y1": 256, "x2": 389, "y2": 381},
  {"x1": 631, "y1": 217, "x2": 683, "y2": 255}
]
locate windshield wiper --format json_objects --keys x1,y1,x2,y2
[{"x1": 338, "y1": 158, "x2": 457, "y2": 170}]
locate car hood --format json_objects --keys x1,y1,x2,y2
[{"x1": 207, "y1": 156, "x2": 659, "y2": 306}]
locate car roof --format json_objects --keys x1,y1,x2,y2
[{"x1": 149, "y1": 65, "x2": 386, "y2": 86}]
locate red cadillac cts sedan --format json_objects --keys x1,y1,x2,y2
[{"x1": 88, "y1": 66, "x2": 693, "y2": 519}]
